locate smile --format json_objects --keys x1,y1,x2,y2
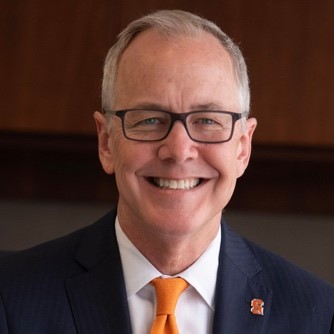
[{"x1": 150, "y1": 178, "x2": 201, "y2": 190}]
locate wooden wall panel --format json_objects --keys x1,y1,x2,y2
[
  {"x1": 0, "y1": 0, "x2": 120, "y2": 134},
  {"x1": 1, "y1": 0, "x2": 334, "y2": 146},
  {"x1": 233, "y1": 1, "x2": 334, "y2": 146}
]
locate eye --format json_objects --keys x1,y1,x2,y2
[
  {"x1": 125, "y1": 111, "x2": 168, "y2": 129},
  {"x1": 197, "y1": 118, "x2": 218, "y2": 125},
  {"x1": 133, "y1": 117, "x2": 168, "y2": 128},
  {"x1": 141, "y1": 117, "x2": 160, "y2": 125},
  {"x1": 189, "y1": 112, "x2": 232, "y2": 131},
  {"x1": 129, "y1": 115, "x2": 169, "y2": 130},
  {"x1": 191, "y1": 116, "x2": 224, "y2": 129}
]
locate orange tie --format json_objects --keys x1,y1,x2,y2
[{"x1": 150, "y1": 277, "x2": 189, "y2": 334}]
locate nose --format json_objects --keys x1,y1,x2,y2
[{"x1": 157, "y1": 121, "x2": 199, "y2": 163}]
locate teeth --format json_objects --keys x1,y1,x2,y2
[{"x1": 153, "y1": 178, "x2": 200, "y2": 189}]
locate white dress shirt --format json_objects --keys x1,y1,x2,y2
[{"x1": 115, "y1": 217, "x2": 221, "y2": 334}]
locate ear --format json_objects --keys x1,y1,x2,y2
[
  {"x1": 236, "y1": 117, "x2": 257, "y2": 178},
  {"x1": 93, "y1": 111, "x2": 115, "y2": 174}
]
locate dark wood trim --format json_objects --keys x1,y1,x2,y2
[
  {"x1": 230, "y1": 144, "x2": 334, "y2": 214},
  {"x1": 1, "y1": 131, "x2": 333, "y2": 214},
  {"x1": 0, "y1": 131, "x2": 118, "y2": 203}
]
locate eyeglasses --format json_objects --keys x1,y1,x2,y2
[{"x1": 103, "y1": 109, "x2": 247, "y2": 144}]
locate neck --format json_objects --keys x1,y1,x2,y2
[
  {"x1": 143, "y1": 239, "x2": 211, "y2": 275},
  {"x1": 118, "y1": 213, "x2": 220, "y2": 275}
]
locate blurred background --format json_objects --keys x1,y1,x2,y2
[{"x1": 1, "y1": 1, "x2": 333, "y2": 284}]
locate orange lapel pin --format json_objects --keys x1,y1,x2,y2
[{"x1": 250, "y1": 298, "x2": 264, "y2": 316}]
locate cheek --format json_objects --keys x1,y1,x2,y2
[
  {"x1": 108, "y1": 126, "x2": 128, "y2": 162},
  {"x1": 109, "y1": 135, "x2": 152, "y2": 176},
  {"x1": 216, "y1": 160, "x2": 239, "y2": 189},
  {"x1": 111, "y1": 143, "x2": 139, "y2": 194},
  {"x1": 205, "y1": 149, "x2": 238, "y2": 210},
  {"x1": 205, "y1": 145, "x2": 240, "y2": 179}
]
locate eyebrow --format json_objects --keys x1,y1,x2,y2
[
  {"x1": 125, "y1": 102, "x2": 227, "y2": 111},
  {"x1": 190, "y1": 102, "x2": 226, "y2": 110},
  {"x1": 128, "y1": 102, "x2": 167, "y2": 111}
]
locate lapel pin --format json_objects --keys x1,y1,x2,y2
[{"x1": 250, "y1": 298, "x2": 264, "y2": 316}]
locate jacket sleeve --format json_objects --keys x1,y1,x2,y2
[{"x1": 0, "y1": 291, "x2": 9, "y2": 334}]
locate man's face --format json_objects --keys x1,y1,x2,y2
[{"x1": 95, "y1": 29, "x2": 256, "y2": 242}]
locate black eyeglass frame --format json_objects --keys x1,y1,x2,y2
[{"x1": 103, "y1": 108, "x2": 248, "y2": 144}]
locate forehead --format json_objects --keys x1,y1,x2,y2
[
  {"x1": 114, "y1": 29, "x2": 239, "y2": 110},
  {"x1": 120, "y1": 28, "x2": 233, "y2": 70}
]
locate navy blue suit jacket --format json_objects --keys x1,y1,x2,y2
[{"x1": 0, "y1": 208, "x2": 333, "y2": 333}]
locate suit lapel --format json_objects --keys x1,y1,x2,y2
[
  {"x1": 66, "y1": 210, "x2": 132, "y2": 334},
  {"x1": 213, "y1": 222, "x2": 273, "y2": 334}
]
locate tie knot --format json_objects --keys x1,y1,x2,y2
[{"x1": 151, "y1": 277, "x2": 189, "y2": 315}]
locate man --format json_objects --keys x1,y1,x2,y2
[{"x1": 0, "y1": 10, "x2": 333, "y2": 334}]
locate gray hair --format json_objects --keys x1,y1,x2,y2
[{"x1": 102, "y1": 10, "x2": 250, "y2": 115}]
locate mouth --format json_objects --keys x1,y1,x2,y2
[{"x1": 148, "y1": 177, "x2": 203, "y2": 190}]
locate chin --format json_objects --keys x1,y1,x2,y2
[{"x1": 154, "y1": 212, "x2": 213, "y2": 234}]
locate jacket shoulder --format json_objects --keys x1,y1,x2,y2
[
  {"x1": 245, "y1": 237, "x2": 334, "y2": 311},
  {"x1": 0, "y1": 209, "x2": 116, "y2": 285}
]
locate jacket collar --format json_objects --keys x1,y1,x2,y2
[
  {"x1": 212, "y1": 220, "x2": 272, "y2": 333},
  {"x1": 66, "y1": 209, "x2": 132, "y2": 334}
]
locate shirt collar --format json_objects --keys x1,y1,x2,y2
[{"x1": 115, "y1": 217, "x2": 220, "y2": 310}]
